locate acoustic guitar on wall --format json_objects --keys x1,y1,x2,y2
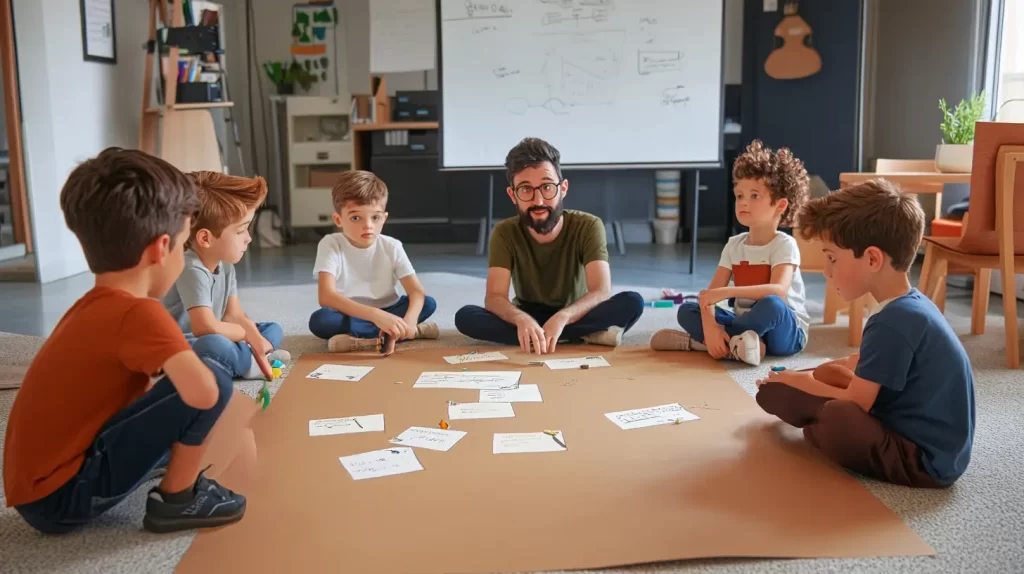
[{"x1": 764, "y1": 0, "x2": 821, "y2": 80}]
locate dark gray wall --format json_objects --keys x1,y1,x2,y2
[
  {"x1": 864, "y1": 0, "x2": 985, "y2": 216},
  {"x1": 741, "y1": 0, "x2": 864, "y2": 191}
]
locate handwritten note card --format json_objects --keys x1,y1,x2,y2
[
  {"x1": 544, "y1": 356, "x2": 611, "y2": 370},
  {"x1": 605, "y1": 403, "x2": 699, "y2": 430},
  {"x1": 493, "y1": 432, "x2": 567, "y2": 454},
  {"x1": 448, "y1": 401, "x2": 515, "y2": 420},
  {"x1": 443, "y1": 351, "x2": 509, "y2": 365},
  {"x1": 309, "y1": 414, "x2": 385, "y2": 436},
  {"x1": 479, "y1": 384, "x2": 542, "y2": 403},
  {"x1": 306, "y1": 364, "x2": 374, "y2": 382},
  {"x1": 390, "y1": 426, "x2": 467, "y2": 451},
  {"x1": 339, "y1": 447, "x2": 423, "y2": 481},
  {"x1": 413, "y1": 371, "x2": 521, "y2": 390}
]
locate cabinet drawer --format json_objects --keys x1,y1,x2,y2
[
  {"x1": 290, "y1": 187, "x2": 335, "y2": 228},
  {"x1": 292, "y1": 141, "x2": 353, "y2": 165}
]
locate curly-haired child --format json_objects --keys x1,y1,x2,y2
[{"x1": 651, "y1": 140, "x2": 811, "y2": 366}]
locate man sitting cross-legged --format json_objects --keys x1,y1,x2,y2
[{"x1": 455, "y1": 137, "x2": 645, "y2": 354}]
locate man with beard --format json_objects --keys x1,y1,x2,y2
[{"x1": 454, "y1": 138, "x2": 645, "y2": 354}]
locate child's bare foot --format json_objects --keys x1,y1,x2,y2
[{"x1": 416, "y1": 322, "x2": 440, "y2": 339}]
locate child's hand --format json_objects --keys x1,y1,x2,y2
[
  {"x1": 248, "y1": 343, "x2": 274, "y2": 380},
  {"x1": 403, "y1": 318, "x2": 418, "y2": 340},
  {"x1": 698, "y1": 288, "x2": 727, "y2": 309},
  {"x1": 373, "y1": 311, "x2": 410, "y2": 341},
  {"x1": 259, "y1": 335, "x2": 273, "y2": 355},
  {"x1": 706, "y1": 325, "x2": 732, "y2": 359}
]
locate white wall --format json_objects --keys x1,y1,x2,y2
[{"x1": 13, "y1": 0, "x2": 146, "y2": 283}]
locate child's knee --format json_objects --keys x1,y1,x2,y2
[
  {"x1": 261, "y1": 322, "x2": 284, "y2": 344},
  {"x1": 423, "y1": 295, "x2": 438, "y2": 316},
  {"x1": 757, "y1": 295, "x2": 787, "y2": 313},
  {"x1": 804, "y1": 400, "x2": 864, "y2": 453},
  {"x1": 198, "y1": 355, "x2": 236, "y2": 414},
  {"x1": 192, "y1": 334, "x2": 235, "y2": 363}
]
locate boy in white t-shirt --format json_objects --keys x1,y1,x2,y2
[
  {"x1": 308, "y1": 171, "x2": 438, "y2": 353},
  {"x1": 651, "y1": 140, "x2": 811, "y2": 366}
]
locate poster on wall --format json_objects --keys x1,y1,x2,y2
[
  {"x1": 291, "y1": 2, "x2": 338, "y2": 96},
  {"x1": 80, "y1": 0, "x2": 117, "y2": 63}
]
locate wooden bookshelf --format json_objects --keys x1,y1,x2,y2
[{"x1": 139, "y1": 0, "x2": 233, "y2": 173}]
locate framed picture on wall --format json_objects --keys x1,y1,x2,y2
[{"x1": 80, "y1": 0, "x2": 117, "y2": 64}]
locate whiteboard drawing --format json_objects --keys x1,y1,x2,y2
[
  {"x1": 660, "y1": 85, "x2": 689, "y2": 107},
  {"x1": 445, "y1": 1, "x2": 514, "y2": 21},
  {"x1": 506, "y1": 30, "x2": 624, "y2": 115},
  {"x1": 638, "y1": 51, "x2": 681, "y2": 75}
]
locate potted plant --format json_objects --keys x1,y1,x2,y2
[
  {"x1": 262, "y1": 60, "x2": 319, "y2": 95},
  {"x1": 935, "y1": 91, "x2": 985, "y2": 173}
]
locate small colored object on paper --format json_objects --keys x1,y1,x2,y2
[
  {"x1": 339, "y1": 447, "x2": 423, "y2": 481},
  {"x1": 439, "y1": 419, "x2": 449, "y2": 430}
]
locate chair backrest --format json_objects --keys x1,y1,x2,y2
[
  {"x1": 793, "y1": 229, "x2": 826, "y2": 273},
  {"x1": 958, "y1": 122, "x2": 1024, "y2": 255}
]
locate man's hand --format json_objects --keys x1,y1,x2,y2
[
  {"x1": 699, "y1": 288, "x2": 728, "y2": 309},
  {"x1": 705, "y1": 324, "x2": 732, "y2": 359},
  {"x1": 542, "y1": 312, "x2": 569, "y2": 354},
  {"x1": 515, "y1": 314, "x2": 547, "y2": 355},
  {"x1": 373, "y1": 310, "x2": 410, "y2": 341}
]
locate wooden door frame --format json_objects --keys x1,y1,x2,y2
[{"x1": 0, "y1": 0, "x2": 31, "y2": 253}]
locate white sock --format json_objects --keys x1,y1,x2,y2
[{"x1": 242, "y1": 355, "x2": 263, "y2": 380}]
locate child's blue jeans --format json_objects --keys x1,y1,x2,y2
[
  {"x1": 190, "y1": 322, "x2": 284, "y2": 378},
  {"x1": 676, "y1": 295, "x2": 805, "y2": 356},
  {"x1": 14, "y1": 355, "x2": 235, "y2": 534},
  {"x1": 308, "y1": 295, "x2": 437, "y2": 339}
]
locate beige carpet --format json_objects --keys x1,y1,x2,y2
[{"x1": 0, "y1": 272, "x2": 1021, "y2": 573}]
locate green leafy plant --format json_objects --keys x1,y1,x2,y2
[
  {"x1": 938, "y1": 92, "x2": 986, "y2": 145},
  {"x1": 262, "y1": 60, "x2": 319, "y2": 93}
]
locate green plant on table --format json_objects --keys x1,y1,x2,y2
[{"x1": 938, "y1": 91, "x2": 986, "y2": 145}]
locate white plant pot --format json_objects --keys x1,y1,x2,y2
[{"x1": 934, "y1": 143, "x2": 974, "y2": 173}]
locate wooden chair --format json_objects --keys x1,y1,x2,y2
[{"x1": 919, "y1": 122, "x2": 1024, "y2": 368}]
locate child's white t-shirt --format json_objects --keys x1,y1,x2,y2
[
  {"x1": 718, "y1": 231, "x2": 811, "y2": 340},
  {"x1": 313, "y1": 233, "x2": 415, "y2": 308}
]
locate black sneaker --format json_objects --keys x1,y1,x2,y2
[{"x1": 142, "y1": 473, "x2": 246, "y2": 533}]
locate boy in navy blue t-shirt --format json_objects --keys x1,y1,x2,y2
[{"x1": 755, "y1": 179, "x2": 974, "y2": 487}]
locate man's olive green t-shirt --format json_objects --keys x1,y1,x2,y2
[{"x1": 488, "y1": 210, "x2": 609, "y2": 308}]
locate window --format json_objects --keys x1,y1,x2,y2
[{"x1": 991, "y1": 0, "x2": 1024, "y2": 121}]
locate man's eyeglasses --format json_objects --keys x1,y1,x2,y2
[{"x1": 513, "y1": 180, "x2": 563, "y2": 202}]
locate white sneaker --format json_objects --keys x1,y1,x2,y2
[{"x1": 729, "y1": 330, "x2": 763, "y2": 366}]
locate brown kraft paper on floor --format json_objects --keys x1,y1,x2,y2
[{"x1": 176, "y1": 346, "x2": 934, "y2": 573}]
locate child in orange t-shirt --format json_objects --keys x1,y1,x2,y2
[{"x1": 3, "y1": 148, "x2": 256, "y2": 534}]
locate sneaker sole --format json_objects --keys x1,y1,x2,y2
[{"x1": 142, "y1": 504, "x2": 246, "y2": 534}]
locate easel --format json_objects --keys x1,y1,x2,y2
[{"x1": 139, "y1": 0, "x2": 236, "y2": 173}]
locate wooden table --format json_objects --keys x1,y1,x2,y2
[{"x1": 835, "y1": 171, "x2": 971, "y2": 345}]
